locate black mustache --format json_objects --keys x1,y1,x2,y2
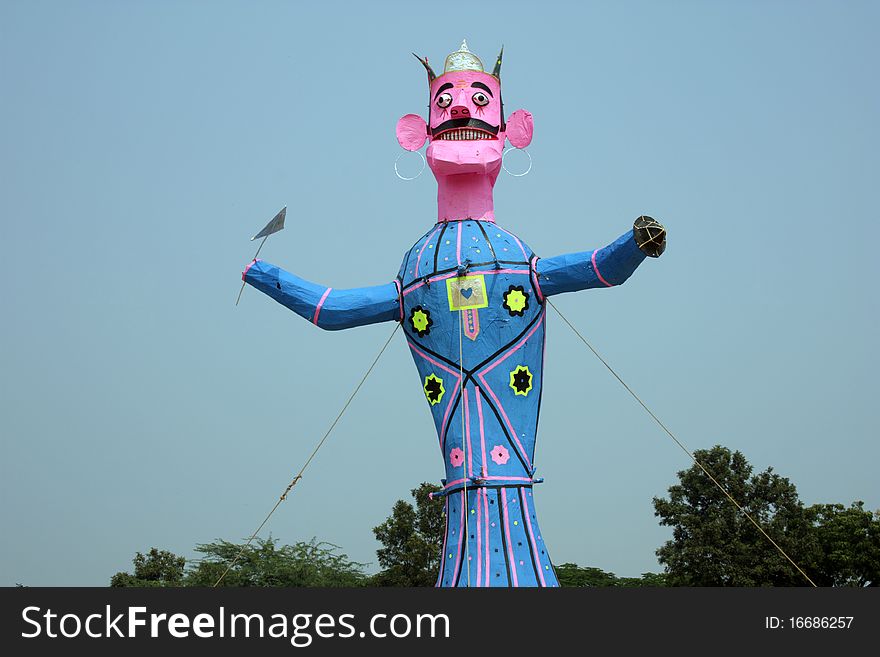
[{"x1": 431, "y1": 118, "x2": 499, "y2": 137}]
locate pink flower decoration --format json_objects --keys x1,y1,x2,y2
[
  {"x1": 490, "y1": 445, "x2": 510, "y2": 465},
  {"x1": 449, "y1": 447, "x2": 465, "y2": 467}
]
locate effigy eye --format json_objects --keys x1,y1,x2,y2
[
  {"x1": 472, "y1": 92, "x2": 490, "y2": 106},
  {"x1": 436, "y1": 93, "x2": 453, "y2": 108}
]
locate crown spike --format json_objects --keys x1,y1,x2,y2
[
  {"x1": 492, "y1": 45, "x2": 503, "y2": 79},
  {"x1": 412, "y1": 52, "x2": 436, "y2": 84}
]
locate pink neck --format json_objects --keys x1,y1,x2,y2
[{"x1": 435, "y1": 173, "x2": 496, "y2": 222}]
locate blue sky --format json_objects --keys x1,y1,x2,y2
[{"x1": 1, "y1": 0, "x2": 877, "y2": 586}]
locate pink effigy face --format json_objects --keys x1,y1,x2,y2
[
  {"x1": 426, "y1": 71, "x2": 505, "y2": 177},
  {"x1": 396, "y1": 70, "x2": 533, "y2": 181}
]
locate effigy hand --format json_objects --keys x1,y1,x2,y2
[
  {"x1": 242, "y1": 259, "x2": 259, "y2": 282},
  {"x1": 633, "y1": 215, "x2": 666, "y2": 258}
]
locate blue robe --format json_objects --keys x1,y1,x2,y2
[{"x1": 244, "y1": 219, "x2": 647, "y2": 586}]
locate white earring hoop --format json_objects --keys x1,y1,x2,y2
[
  {"x1": 502, "y1": 147, "x2": 532, "y2": 177},
  {"x1": 394, "y1": 150, "x2": 426, "y2": 180}
]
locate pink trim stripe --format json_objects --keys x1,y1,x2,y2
[
  {"x1": 456, "y1": 222, "x2": 463, "y2": 267},
  {"x1": 591, "y1": 249, "x2": 613, "y2": 287},
  {"x1": 439, "y1": 383, "x2": 460, "y2": 452},
  {"x1": 520, "y1": 487, "x2": 547, "y2": 586},
  {"x1": 415, "y1": 226, "x2": 442, "y2": 278},
  {"x1": 442, "y1": 475, "x2": 534, "y2": 491},
  {"x1": 242, "y1": 258, "x2": 259, "y2": 281},
  {"x1": 402, "y1": 280, "x2": 427, "y2": 296},
  {"x1": 436, "y1": 497, "x2": 450, "y2": 587},
  {"x1": 529, "y1": 255, "x2": 544, "y2": 302},
  {"x1": 407, "y1": 340, "x2": 461, "y2": 377},
  {"x1": 483, "y1": 488, "x2": 490, "y2": 586},
  {"x1": 451, "y1": 490, "x2": 465, "y2": 587},
  {"x1": 441, "y1": 216, "x2": 495, "y2": 223},
  {"x1": 406, "y1": 340, "x2": 462, "y2": 451},
  {"x1": 500, "y1": 491, "x2": 519, "y2": 587},
  {"x1": 393, "y1": 279, "x2": 403, "y2": 321},
  {"x1": 466, "y1": 268, "x2": 529, "y2": 277},
  {"x1": 476, "y1": 376, "x2": 532, "y2": 471},
  {"x1": 476, "y1": 387, "x2": 488, "y2": 478},
  {"x1": 498, "y1": 226, "x2": 528, "y2": 261},
  {"x1": 475, "y1": 486, "x2": 482, "y2": 587},
  {"x1": 402, "y1": 267, "x2": 530, "y2": 297},
  {"x1": 480, "y1": 312, "x2": 545, "y2": 375},
  {"x1": 463, "y1": 387, "x2": 474, "y2": 477},
  {"x1": 536, "y1": 310, "x2": 547, "y2": 456},
  {"x1": 313, "y1": 287, "x2": 332, "y2": 325}
]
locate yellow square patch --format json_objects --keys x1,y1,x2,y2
[{"x1": 446, "y1": 274, "x2": 489, "y2": 311}]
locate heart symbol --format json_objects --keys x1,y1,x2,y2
[{"x1": 460, "y1": 287, "x2": 474, "y2": 299}]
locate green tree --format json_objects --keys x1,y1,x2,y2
[
  {"x1": 110, "y1": 548, "x2": 186, "y2": 587},
  {"x1": 617, "y1": 572, "x2": 669, "y2": 587},
  {"x1": 806, "y1": 501, "x2": 880, "y2": 587},
  {"x1": 184, "y1": 537, "x2": 368, "y2": 587},
  {"x1": 653, "y1": 445, "x2": 818, "y2": 586},
  {"x1": 556, "y1": 563, "x2": 667, "y2": 587},
  {"x1": 556, "y1": 563, "x2": 618, "y2": 587},
  {"x1": 371, "y1": 482, "x2": 444, "y2": 586}
]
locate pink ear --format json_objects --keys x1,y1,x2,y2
[
  {"x1": 396, "y1": 114, "x2": 428, "y2": 151},
  {"x1": 506, "y1": 109, "x2": 533, "y2": 149}
]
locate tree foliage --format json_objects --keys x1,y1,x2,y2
[
  {"x1": 111, "y1": 538, "x2": 367, "y2": 587},
  {"x1": 653, "y1": 445, "x2": 819, "y2": 586},
  {"x1": 806, "y1": 501, "x2": 880, "y2": 587},
  {"x1": 187, "y1": 537, "x2": 367, "y2": 587},
  {"x1": 556, "y1": 563, "x2": 667, "y2": 587},
  {"x1": 371, "y1": 482, "x2": 444, "y2": 586},
  {"x1": 653, "y1": 445, "x2": 880, "y2": 587},
  {"x1": 110, "y1": 548, "x2": 185, "y2": 587},
  {"x1": 110, "y1": 465, "x2": 878, "y2": 588}
]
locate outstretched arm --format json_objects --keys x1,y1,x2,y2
[
  {"x1": 534, "y1": 216, "x2": 666, "y2": 297},
  {"x1": 242, "y1": 260, "x2": 401, "y2": 330}
]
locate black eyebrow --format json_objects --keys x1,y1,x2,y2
[
  {"x1": 433, "y1": 82, "x2": 453, "y2": 100},
  {"x1": 471, "y1": 82, "x2": 493, "y2": 97}
]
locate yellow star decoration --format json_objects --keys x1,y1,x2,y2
[
  {"x1": 506, "y1": 288, "x2": 528, "y2": 314},
  {"x1": 509, "y1": 365, "x2": 533, "y2": 396},
  {"x1": 412, "y1": 309, "x2": 430, "y2": 333},
  {"x1": 424, "y1": 373, "x2": 445, "y2": 405}
]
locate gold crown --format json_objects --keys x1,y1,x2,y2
[
  {"x1": 444, "y1": 40, "x2": 483, "y2": 73},
  {"x1": 413, "y1": 41, "x2": 503, "y2": 85}
]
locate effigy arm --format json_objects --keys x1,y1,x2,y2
[
  {"x1": 534, "y1": 217, "x2": 665, "y2": 297},
  {"x1": 242, "y1": 259, "x2": 401, "y2": 330}
]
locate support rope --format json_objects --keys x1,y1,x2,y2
[
  {"x1": 213, "y1": 322, "x2": 401, "y2": 587},
  {"x1": 459, "y1": 308, "x2": 471, "y2": 587},
  {"x1": 546, "y1": 299, "x2": 817, "y2": 587}
]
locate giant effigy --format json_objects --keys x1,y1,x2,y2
[{"x1": 242, "y1": 41, "x2": 666, "y2": 586}]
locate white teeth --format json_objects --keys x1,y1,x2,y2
[{"x1": 438, "y1": 129, "x2": 493, "y2": 140}]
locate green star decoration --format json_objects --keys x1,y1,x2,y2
[
  {"x1": 409, "y1": 305, "x2": 433, "y2": 337},
  {"x1": 424, "y1": 373, "x2": 445, "y2": 405},
  {"x1": 509, "y1": 365, "x2": 533, "y2": 396},
  {"x1": 502, "y1": 285, "x2": 529, "y2": 317}
]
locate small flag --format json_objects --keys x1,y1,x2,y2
[{"x1": 251, "y1": 207, "x2": 286, "y2": 241}]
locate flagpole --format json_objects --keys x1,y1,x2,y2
[
  {"x1": 235, "y1": 234, "x2": 269, "y2": 306},
  {"x1": 235, "y1": 206, "x2": 286, "y2": 307}
]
